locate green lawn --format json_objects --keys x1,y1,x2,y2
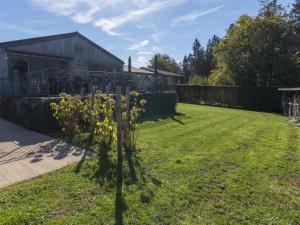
[{"x1": 0, "y1": 104, "x2": 299, "y2": 225}]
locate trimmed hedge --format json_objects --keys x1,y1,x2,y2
[
  {"x1": 174, "y1": 85, "x2": 282, "y2": 112},
  {"x1": 139, "y1": 91, "x2": 178, "y2": 116},
  {"x1": 0, "y1": 97, "x2": 60, "y2": 133},
  {"x1": 0, "y1": 92, "x2": 178, "y2": 133}
]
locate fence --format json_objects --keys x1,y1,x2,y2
[
  {"x1": 0, "y1": 77, "x2": 11, "y2": 97},
  {"x1": 174, "y1": 85, "x2": 282, "y2": 112},
  {"x1": 0, "y1": 68, "x2": 128, "y2": 97}
]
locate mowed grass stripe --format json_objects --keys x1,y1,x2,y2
[{"x1": 0, "y1": 103, "x2": 299, "y2": 225}]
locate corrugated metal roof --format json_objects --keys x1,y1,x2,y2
[
  {"x1": 141, "y1": 67, "x2": 184, "y2": 77},
  {"x1": 123, "y1": 65, "x2": 153, "y2": 75},
  {"x1": 6, "y1": 49, "x2": 73, "y2": 61},
  {"x1": 0, "y1": 32, "x2": 124, "y2": 64}
]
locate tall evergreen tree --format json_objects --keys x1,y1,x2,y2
[
  {"x1": 259, "y1": 0, "x2": 284, "y2": 17},
  {"x1": 192, "y1": 39, "x2": 206, "y2": 76},
  {"x1": 205, "y1": 35, "x2": 220, "y2": 76},
  {"x1": 291, "y1": 0, "x2": 300, "y2": 27},
  {"x1": 182, "y1": 55, "x2": 191, "y2": 82}
]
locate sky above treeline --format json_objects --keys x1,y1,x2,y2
[{"x1": 0, "y1": 0, "x2": 294, "y2": 67}]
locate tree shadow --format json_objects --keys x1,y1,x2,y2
[
  {"x1": 125, "y1": 151, "x2": 138, "y2": 184},
  {"x1": 92, "y1": 157, "x2": 116, "y2": 187},
  {"x1": 74, "y1": 149, "x2": 92, "y2": 174},
  {"x1": 170, "y1": 116, "x2": 185, "y2": 125},
  {"x1": 74, "y1": 148, "x2": 160, "y2": 225},
  {"x1": 115, "y1": 151, "x2": 123, "y2": 225}
]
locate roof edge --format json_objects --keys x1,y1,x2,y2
[{"x1": 0, "y1": 31, "x2": 124, "y2": 64}]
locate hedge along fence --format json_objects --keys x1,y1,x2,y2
[
  {"x1": 0, "y1": 91, "x2": 178, "y2": 133},
  {"x1": 174, "y1": 85, "x2": 282, "y2": 112},
  {"x1": 0, "y1": 97, "x2": 60, "y2": 133},
  {"x1": 139, "y1": 91, "x2": 178, "y2": 116}
]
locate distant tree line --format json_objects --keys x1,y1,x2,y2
[
  {"x1": 182, "y1": 35, "x2": 220, "y2": 84},
  {"x1": 183, "y1": 0, "x2": 300, "y2": 87},
  {"x1": 148, "y1": 53, "x2": 181, "y2": 74}
]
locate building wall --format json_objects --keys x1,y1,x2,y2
[
  {"x1": 73, "y1": 36, "x2": 123, "y2": 72},
  {"x1": 0, "y1": 48, "x2": 8, "y2": 78},
  {"x1": 4, "y1": 35, "x2": 123, "y2": 78}
]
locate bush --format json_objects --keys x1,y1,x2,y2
[
  {"x1": 82, "y1": 93, "x2": 117, "y2": 159},
  {"x1": 123, "y1": 91, "x2": 146, "y2": 153},
  {"x1": 139, "y1": 91, "x2": 178, "y2": 116},
  {"x1": 51, "y1": 93, "x2": 83, "y2": 137},
  {"x1": 189, "y1": 75, "x2": 208, "y2": 85}
]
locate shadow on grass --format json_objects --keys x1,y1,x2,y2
[
  {"x1": 141, "y1": 112, "x2": 186, "y2": 123},
  {"x1": 73, "y1": 141, "x2": 160, "y2": 225},
  {"x1": 125, "y1": 151, "x2": 138, "y2": 183}
]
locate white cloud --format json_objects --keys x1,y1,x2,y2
[
  {"x1": 30, "y1": 0, "x2": 79, "y2": 16},
  {"x1": 30, "y1": 0, "x2": 185, "y2": 36},
  {"x1": 94, "y1": 0, "x2": 185, "y2": 35},
  {"x1": 128, "y1": 40, "x2": 149, "y2": 50},
  {"x1": 0, "y1": 21, "x2": 43, "y2": 36},
  {"x1": 172, "y1": 4, "x2": 226, "y2": 26},
  {"x1": 132, "y1": 44, "x2": 162, "y2": 67},
  {"x1": 135, "y1": 51, "x2": 152, "y2": 67},
  {"x1": 151, "y1": 46, "x2": 162, "y2": 51},
  {"x1": 151, "y1": 31, "x2": 168, "y2": 43}
]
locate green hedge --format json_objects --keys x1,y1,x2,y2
[
  {"x1": 0, "y1": 92, "x2": 178, "y2": 133},
  {"x1": 174, "y1": 85, "x2": 282, "y2": 112},
  {"x1": 139, "y1": 91, "x2": 178, "y2": 116},
  {"x1": 0, "y1": 97, "x2": 60, "y2": 133}
]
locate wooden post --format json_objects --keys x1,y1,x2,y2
[
  {"x1": 154, "y1": 54, "x2": 158, "y2": 75},
  {"x1": 80, "y1": 87, "x2": 85, "y2": 101},
  {"x1": 116, "y1": 86, "x2": 122, "y2": 160},
  {"x1": 126, "y1": 87, "x2": 130, "y2": 116},
  {"x1": 115, "y1": 86, "x2": 123, "y2": 225},
  {"x1": 89, "y1": 86, "x2": 96, "y2": 141}
]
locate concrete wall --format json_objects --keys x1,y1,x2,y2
[{"x1": 0, "y1": 48, "x2": 8, "y2": 78}]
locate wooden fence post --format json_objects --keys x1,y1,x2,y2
[
  {"x1": 116, "y1": 86, "x2": 123, "y2": 169},
  {"x1": 126, "y1": 87, "x2": 130, "y2": 116},
  {"x1": 89, "y1": 86, "x2": 96, "y2": 141},
  {"x1": 115, "y1": 86, "x2": 123, "y2": 225},
  {"x1": 80, "y1": 87, "x2": 85, "y2": 101}
]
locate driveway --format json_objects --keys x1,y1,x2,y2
[{"x1": 0, "y1": 119, "x2": 91, "y2": 189}]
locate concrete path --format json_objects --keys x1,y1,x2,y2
[{"x1": 0, "y1": 119, "x2": 91, "y2": 189}]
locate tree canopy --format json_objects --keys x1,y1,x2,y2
[
  {"x1": 209, "y1": 0, "x2": 300, "y2": 86},
  {"x1": 182, "y1": 0, "x2": 300, "y2": 87},
  {"x1": 182, "y1": 36, "x2": 220, "y2": 82},
  {"x1": 148, "y1": 54, "x2": 181, "y2": 74}
]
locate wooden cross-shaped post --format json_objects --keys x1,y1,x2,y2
[
  {"x1": 89, "y1": 86, "x2": 96, "y2": 141},
  {"x1": 115, "y1": 86, "x2": 123, "y2": 225}
]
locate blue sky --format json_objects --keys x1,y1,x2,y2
[{"x1": 0, "y1": 0, "x2": 294, "y2": 67}]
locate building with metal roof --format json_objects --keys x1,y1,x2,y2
[
  {"x1": 123, "y1": 57, "x2": 183, "y2": 92},
  {"x1": 0, "y1": 32, "x2": 124, "y2": 96}
]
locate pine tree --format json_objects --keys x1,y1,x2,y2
[
  {"x1": 291, "y1": 0, "x2": 300, "y2": 27},
  {"x1": 192, "y1": 39, "x2": 206, "y2": 76},
  {"x1": 182, "y1": 55, "x2": 191, "y2": 82},
  {"x1": 259, "y1": 0, "x2": 284, "y2": 17},
  {"x1": 205, "y1": 35, "x2": 220, "y2": 76}
]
